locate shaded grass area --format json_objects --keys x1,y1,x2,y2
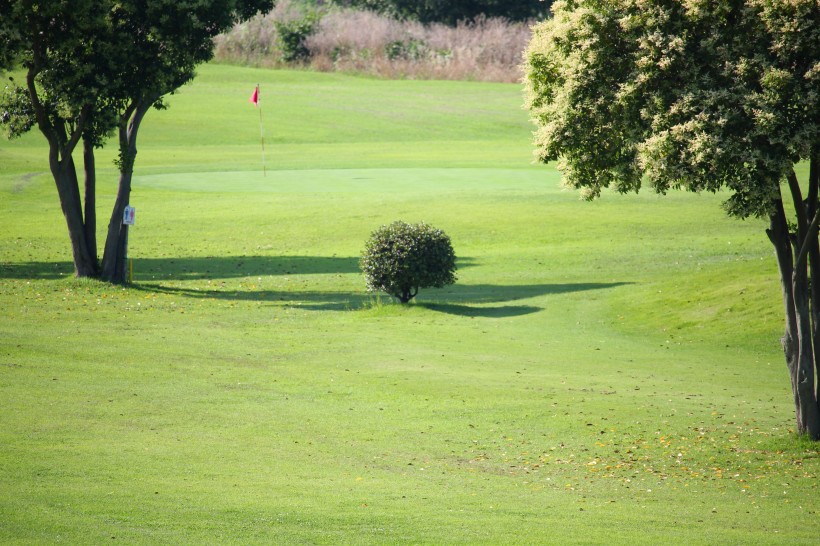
[
  {"x1": 0, "y1": 256, "x2": 624, "y2": 317},
  {"x1": 1, "y1": 65, "x2": 818, "y2": 544}
]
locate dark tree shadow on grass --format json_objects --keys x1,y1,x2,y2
[
  {"x1": 1, "y1": 256, "x2": 629, "y2": 317},
  {"x1": 132, "y1": 283, "x2": 370, "y2": 310},
  {"x1": 0, "y1": 255, "x2": 478, "y2": 280},
  {"x1": 0, "y1": 256, "x2": 364, "y2": 280},
  {"x1": 0, "y1": 261, "x2": 74, "y2": 279}
]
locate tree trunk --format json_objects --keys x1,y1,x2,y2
[
  {"x1": 49, "y1": 148, "x2": 98, "y2": 278},
  {"x1": 790, "y1": 249, "x2": 820, "y2": 438},
  {"x1": 810, "y1": 148, "x2": 820, "y2": 405},
  {"x1": 100, "y1": 163, "x2": 132, "y2": 283},
  {"x1": 768, "y1": 198, "x2": 803, "y2": 429},
  {"x1": 397, "y1": 286, "x2": 418, "y2": 303},
  {"x1": 101, "y1": 99, "x2": 153, "y2": 284},
  {"x1": 83, "y1": 136, "x2": 97, "y2": 264},
  {"x1": 770, "y1": 177, "x2": 820, "y2": 440},
  {"x1": 28, "y1": 67, "x2": 98, "y2": 278}
]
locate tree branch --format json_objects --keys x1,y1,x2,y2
[
  {"x1": 788, "y1": 169, "x2": 808, "y2": 232},
  {"x1": 25, "y1": 63, "x2": 52, "y2": 147},
  {"x1": 795, "y1": 207, "x2": 820, "y2": 271},
  {"x1": 64, "y1": 105, "x2": 91, "y2": 158}
]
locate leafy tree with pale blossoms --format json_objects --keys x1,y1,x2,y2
[{"x1": 524, "y1": 0, "x2": 820, "y2": 439}]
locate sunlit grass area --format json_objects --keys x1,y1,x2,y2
[{"x1": 0, "y1": 64, "x2": 816, "y2": 544}]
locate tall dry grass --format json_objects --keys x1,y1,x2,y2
[{"x1": 213, "y1": 1, "x2": 532, "y2": 82}]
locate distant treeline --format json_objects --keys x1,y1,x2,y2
[
  {"x1": 334, "y1": 0, "x2": 552, "y2": 25},
  {"x1": 214, "y1": 0, "x2": 549, "y2": 82}
]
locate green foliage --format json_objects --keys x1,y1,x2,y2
[
  {"x1": 360, "y1": 221, "x2": 456, "y2": 303},
  {"x1": 385, "y1": 38, "x2": 427, "y2": 61},
  {"x1": 0, "y1": 0, "x2": 277, "y2": 154},
  {"x1": 0, "y1": 1, "x2": 23, "y2": 70},
  {"x1": 0, "y1": 0, "x2": 276, "y2": 148},
  {"x1": 523, "y1": 0, "x2": 820, "y2": 220},
  {"x1": 275, "y1": 12, "x2": 319, "y2": 62},
  {"x1": 0, "y1": 82, "x2": 33, "y2": 138}
]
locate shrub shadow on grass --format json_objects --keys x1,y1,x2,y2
[
  {"x1": 134, "y1": 280, "x2": 630, "y2": 316},
  {"x1": 413, "y1": 282, "x2": 631, "y2": 317},
  {"x1": 417, "y1": 303, "x2": 541, "y2": 318},
  {"x1": 430, "y1": 282, "x2": 630, "y2": 304}
]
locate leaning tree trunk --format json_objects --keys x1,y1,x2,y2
[
  {"x1": 101, "y1": 99, "x2": 153, "y2": 284},
  {"x1": 28, "y1": 68, "x2": 98, "y2": 278},
  {"x1": 769, "y1": 176, "x2": 820, "y2": 440},
  {"x1": 47, "y1": 141, "x2": 98, "y2": 278}
]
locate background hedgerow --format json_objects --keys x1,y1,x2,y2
[{"x1": 213, "y1": 0, "x2": 533, "y2": 82}]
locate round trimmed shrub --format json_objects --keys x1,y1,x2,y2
[{"x1": 360, "y1": 221, "x2": 457, "y2": 303}]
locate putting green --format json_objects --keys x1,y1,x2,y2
[{"x1": 134, "y1": 167, "x2": 559, "y2": 193}]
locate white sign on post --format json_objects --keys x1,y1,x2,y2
[{"x1": 123, "y1": 206, "x2": 136, "y2": 226}]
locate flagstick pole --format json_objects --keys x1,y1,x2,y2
[{"x1": 257, "y1": 84, "x2": 266, "y2": 177}]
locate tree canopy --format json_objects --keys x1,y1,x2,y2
[
  {"x1": 1, "y1": 0, "x2": 274, "y2": 282},
  {"x1": 524, "y1": 0, "x2": 820, "y2": 439}
]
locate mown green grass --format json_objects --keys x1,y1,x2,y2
[{"x1": 1, "y1": 64, "x2": 817, "y2": 544}]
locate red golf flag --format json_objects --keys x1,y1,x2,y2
[{"x1": 249, "y1": 85, "x2": 259, "y2": 106}]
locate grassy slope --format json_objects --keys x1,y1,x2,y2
[{"x1": 0, "y1": 64, "x2": 817, "y2": 544}]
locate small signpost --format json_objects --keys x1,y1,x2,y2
[
  {"x1": 123, "y1": 206, "x2": 135, "y2": 283},
  {"x1": 123, "y1": 206, "x2": 136, "y2": 226}
]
